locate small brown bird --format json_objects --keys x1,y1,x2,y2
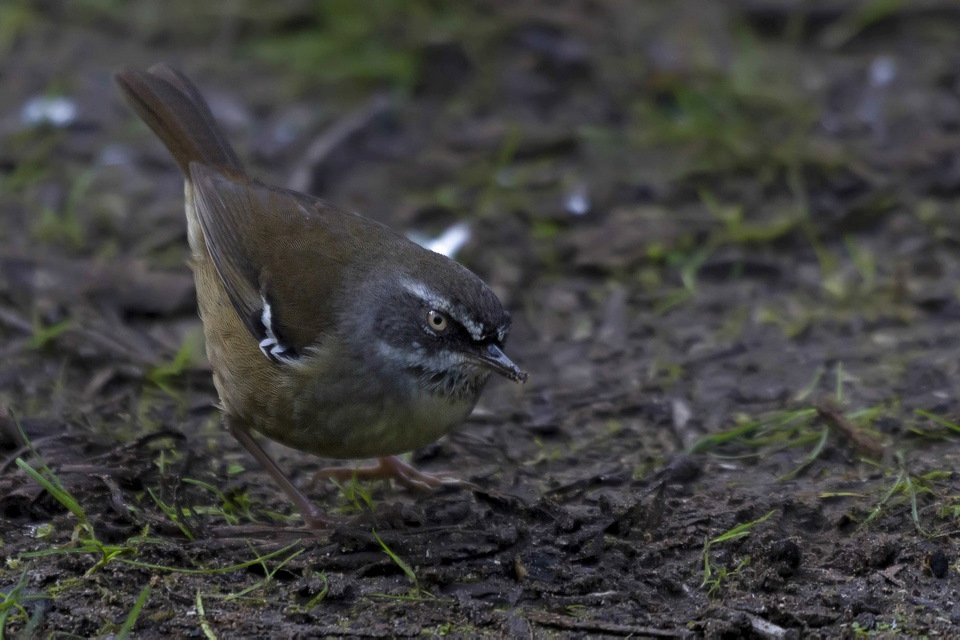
[{"x1": 114, "y1": 64, "x2": 526, "y2": 528}]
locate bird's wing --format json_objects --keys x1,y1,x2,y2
[{"x1": 189, "y1": 163, "x2": 390, "y2": 362}]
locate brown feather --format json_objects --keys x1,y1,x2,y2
[
  {"x1": 114, "y1": 64, "x2": 243, "y2": 174},
  {"x1": 189, "y1": 163, "x2": 418, "y2": 353}
]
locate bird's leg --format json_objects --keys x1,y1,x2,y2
[
  {"x1": 313, "y1": 455, "x2": 478, "y2": 493},
  {"x1": 226, "y1": 418, "x2": 330, "y2": 529}
]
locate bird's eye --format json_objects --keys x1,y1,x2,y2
[{"x1": 426, "y1": 309, "x2": 449, "y2": 333}]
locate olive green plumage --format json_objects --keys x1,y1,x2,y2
[{"x1": 115, "y1": 64, "x2": 525, "y2": 528}]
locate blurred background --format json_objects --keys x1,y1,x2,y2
[
  {"x1": 6, "y1": 0, "x2": 960, "y2": 405},
  {"x1": 4, "y1": 0, "x2": 960, "y2": 636}
]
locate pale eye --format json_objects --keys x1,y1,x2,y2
[{"x1": 426, "y1": 309, "x2": 449, "y2": 333}]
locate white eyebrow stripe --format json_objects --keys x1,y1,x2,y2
[{"x1": 400, "y1": 278, "x2": 484, "y2": 340}]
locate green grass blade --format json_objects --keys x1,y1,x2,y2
[
  {"x1": 373, "y1": 529, "x2": 418, "y2": 587},
  {"x1": 915, "y1": 409, "x2": 960, "y2": 434},
  {"x1": 196, "y1": 590, "x2": 216, "y2": 640},
  {"x1": 118, "y1": 542, "x2": 300, "y2": 575},
  {"x1": 15, "y1": 458, "x2": 88, "y2": 526},
  {"x1": 115, "y1": 584, "x2": 151, "y2": 639}
]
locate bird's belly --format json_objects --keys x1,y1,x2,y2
[{"x1": 258, "y1": 383, "x2": 476, "y2": 460}]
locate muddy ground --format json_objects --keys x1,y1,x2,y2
[{"x1": 4, "y1": 1, "x2": 960, "y2": 637}]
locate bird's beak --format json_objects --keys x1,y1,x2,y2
[{"x1": 473, "y1": 344, "x2": 528, "y2": 383}]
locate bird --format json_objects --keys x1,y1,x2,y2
[{"x1": 114, "y1": 64, "x2": 527, "y2": 528}]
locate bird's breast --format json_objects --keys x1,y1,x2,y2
[{"x1": 264, "y1": 357, "x2": 478, "y2": 459}]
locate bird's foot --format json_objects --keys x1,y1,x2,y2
[{"x1": 314, "y1": 455, "x2": 478, "y2": 493}]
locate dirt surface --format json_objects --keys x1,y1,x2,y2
[{"x1": 4, "y1": 1, "x2": 960, "y2": 637}]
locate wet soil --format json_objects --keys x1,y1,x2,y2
[{"x1": 4, "y1": 1, "x2": 960, "y2": 637}]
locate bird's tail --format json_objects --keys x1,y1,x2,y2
[{"x1": 114, "y1": 63, "x2": 244, "y2": 175}]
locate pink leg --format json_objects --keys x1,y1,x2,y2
[
  {"x1": 227, "y1": 418, "x2": 330, "y2": 529},
  {"x1": 313, "y1": 455, "x2": 478, "y2": 493}
]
